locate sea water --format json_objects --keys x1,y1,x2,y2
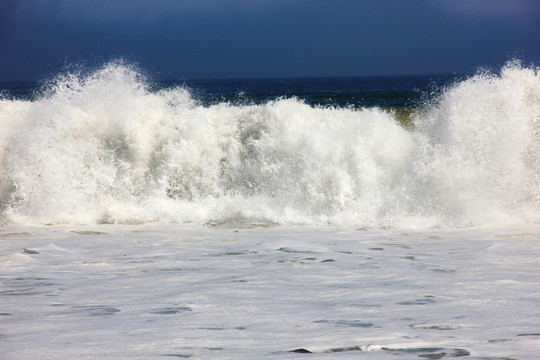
[{"x1": 0, "y1": 61, "x2": 539, "y2": 359}]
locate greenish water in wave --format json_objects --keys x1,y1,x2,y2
[{"x1": 382, "y1": 107, "x2": 417, "y2": 130}]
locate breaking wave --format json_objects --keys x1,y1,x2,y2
[{"x1": 0, "y1": 61, "x2": 538, "y2": 228}]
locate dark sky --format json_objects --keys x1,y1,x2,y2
[{"x1": 1, "y1": 0, "x2": 539, "y2": 81}]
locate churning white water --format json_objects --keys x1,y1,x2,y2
[{"x1": 0, "y1": 61, "x2": 538, "y2": 228}]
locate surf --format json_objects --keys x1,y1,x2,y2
[{"x1": 0, "y1": 60, "x2": 538, "y2": 228}]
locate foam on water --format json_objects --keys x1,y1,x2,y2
[{"x1": 0, "y1": 61, "x2": 538, "y2": 227}]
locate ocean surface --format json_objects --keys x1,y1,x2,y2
[
  {"x1": 1, "y1": 72, "x2": 457, "y2": 108},
  {"x1": 1, "y1": 61, "x2": 539, "y2": 359}
]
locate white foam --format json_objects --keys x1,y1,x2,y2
[
  {"x1": 0, "y1": 61, "x2": 538, "y2": 228},
  {"x1": 1, "y1": 224, "x2": 539, "y2": 359}
]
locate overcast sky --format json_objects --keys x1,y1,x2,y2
[{"x1": 1, "y1": 0, "x2": 539, "y2": 81}]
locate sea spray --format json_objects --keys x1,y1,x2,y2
[
  {"x1": 0, "y1": 61, "x2": 538, "y2": 227},
  {"x1": 410, "y1": 61, "x2": 540, "y2": 226}
]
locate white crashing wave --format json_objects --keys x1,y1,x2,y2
[{"x1": 0, "y1": 61, "x2": 538, "y2": 228}]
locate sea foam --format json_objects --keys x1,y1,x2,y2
[{"x1": 0, "y1": 61, "x2": 538, "y2": 227}]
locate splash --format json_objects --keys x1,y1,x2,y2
[{"x1": 0, "y1": 61, "x2": 538, "y2": 228}]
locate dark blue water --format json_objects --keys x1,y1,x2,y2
[
  {"x1": 165, "y1": 75, "x2": 464, "y2": 108},
  {"x1": 0, "y1": 81, "x2": 37, "y2": 101},
  {"x1": 1, "y1": 74, "x2": 464, "y2": 108}
]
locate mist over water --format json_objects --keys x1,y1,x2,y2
[{"x1": 0, "y1": 61, "x2": 538, "y2": 228}]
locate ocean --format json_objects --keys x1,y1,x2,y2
[{"x1": 1, "y1": 61, "x2": 539, "y2": 359}]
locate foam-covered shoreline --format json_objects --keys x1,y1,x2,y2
[{"x1": 1, "y1": 224, "x2": 540, "y2": 359}]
